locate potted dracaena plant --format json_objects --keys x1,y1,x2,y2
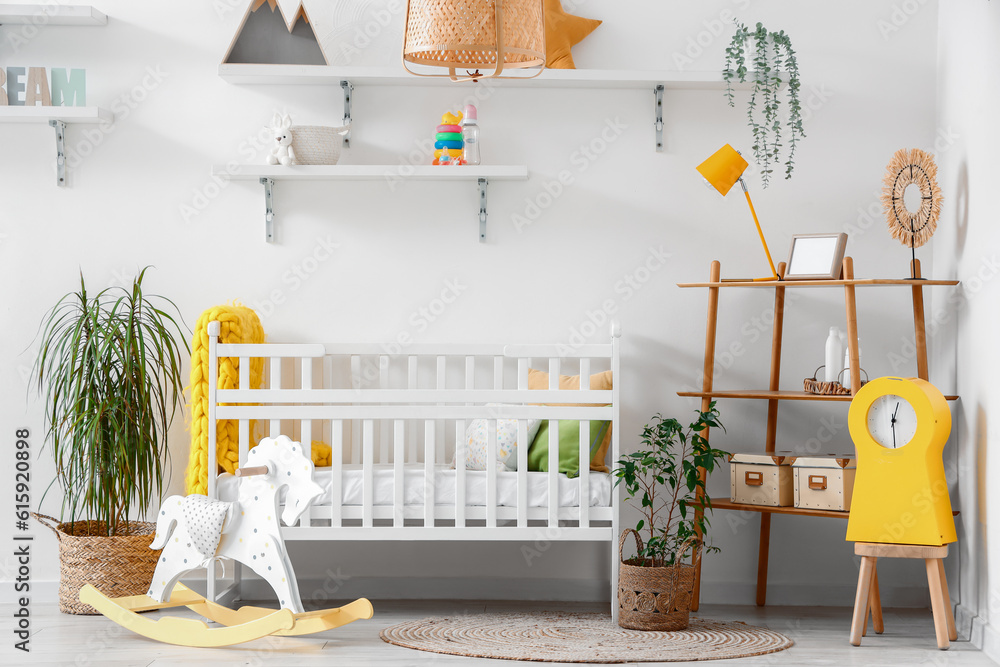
[
  {"x1": 32, "y1": 268, "x2": 189, "y2": 614},
  {"x1": 612, "y1": 403, "x2": 728, "y2": 631},
  {"x1": 724, "y1": 20, "x2": 805, "y2": 188}
]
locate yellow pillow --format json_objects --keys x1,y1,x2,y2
[
  {"x1": 528, "y1": 368, "x2": 613, "y2": 472},
  {"x1": 544, "y1": 0, "x2": 602, "y2": 69}
]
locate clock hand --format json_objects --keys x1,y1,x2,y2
[{"x1": 891, "y1": 402, "x2": 899, "y2": 448}]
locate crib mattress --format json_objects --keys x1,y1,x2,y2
[{"x1": 307, "y1": 464, "x2": 613, "y2": 508}]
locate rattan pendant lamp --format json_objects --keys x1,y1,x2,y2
[{"x1": 402, "y1": 0, "x2": 546, "y2": 82}]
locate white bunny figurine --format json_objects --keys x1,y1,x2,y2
[{"x1": 266, "y1": 113, "x2": 296, "y2": 166}]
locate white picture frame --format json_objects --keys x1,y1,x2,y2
[{"x1": 784, "y1": 233, "x2": 849, "y2": 280}]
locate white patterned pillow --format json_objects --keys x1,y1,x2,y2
[{"x1": 455, "y1": 409, "x2": 541, "y2": 471}]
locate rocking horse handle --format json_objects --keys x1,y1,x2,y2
[{"x1": 235, "y1": 465, "x2": 269, "y2": 478}]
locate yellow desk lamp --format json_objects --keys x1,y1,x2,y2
[{"x1": 697, "y1": 144, "x2": 779, "y2": 281}]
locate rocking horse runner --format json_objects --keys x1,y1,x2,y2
[{"x1": 80, "y1": 436, "x2": 373, "y2": 647}]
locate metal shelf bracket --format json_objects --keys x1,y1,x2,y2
[
  {"x1": 260, "y1": 177, "x2": 275, "y2": 243},
  {"x1": 49, "y1": 119, "x2": 66, "y2": 186},
  {"x1": 654, "y1": 84, "x2": 664, "y2": 152},
  {"x1": 340, "y1": 80, "x2": 353, "y2": 147},
  {"x1": 478, "y1": 178, "x2": 488, "y2": 243}
]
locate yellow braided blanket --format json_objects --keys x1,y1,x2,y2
[{"x1": 184, "y1": 305, "x2": 332, "y2": 495}]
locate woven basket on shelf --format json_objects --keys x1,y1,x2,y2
[
  {"x1": 803, "y1": 365, "x2": 869, "y2": 396},
  {"x1": 33, "y1": 513, "x2": 160, "y2": 615},
  {"x1": 403, "y1": 0, "x2": 545, "y2": 79},
  {"x1": 290, "y1": 125, "x2": 349, "y2": 165},
  {"x1": 617, "y1": 529, "x2": 699, "y2": 631}
]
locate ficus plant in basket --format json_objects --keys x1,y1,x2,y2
[
  {"x1": 32, "y1": 268, "x2": 189, "y2": 613},
  {"x1": 612, "y1": 403, "x2": 728, "y2": 630}
]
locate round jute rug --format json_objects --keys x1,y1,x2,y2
[{"x1": 380, "y1": 612, "x2": 793, "y2": 663}]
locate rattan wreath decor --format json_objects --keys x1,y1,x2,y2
[{"x1": 880, "y1": 148, "x2": 943, "y2": 276}]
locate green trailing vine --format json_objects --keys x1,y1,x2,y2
[{"x1": 724, "y1": 21, "x2": 804, "y2": 187}]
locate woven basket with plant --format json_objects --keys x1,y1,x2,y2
[
  {"x1": 613, "y1": 404, "x2": 729, "y2": 631},
  {"x1": 32, "y1": 269, "x2": 188, "y2": 614}
]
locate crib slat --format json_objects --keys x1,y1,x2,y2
[
  {"x1": 516, "y1": 358, "x2": 529, "y2": 527},
  {"x1": 579, "y1": 362, "x2": 590, "y2": 528},
  {"x1": 494, "y1": 356, "x2": 503, "y2": 390},
  {"x1": 436, "y1": 356, "x2": 446, "y2": 466},
  {"x1": 548, "y1": 359, "x2": 559, "y2": 528},
  {"x1": 269, "y1": 357, "x2": 281, "y2": 436},
  {"x1": 579, "y1": 420, "x2": 590, "y2": 528},
  {"x1": 487, "y1": 419, "x2": 497, "y2": 528},
  {"x1": 407, "y1": 356, "x2": 418, "y2": 464},
  {"x1": 393, "y1": 420, "x2": 404, "y2": 528},
  {"x1": 458, "y1": 356, "x2": 474, "y2": 529},
  {"x1": 331, "y1": 420, "x2": 343, "y2": 527},
  {"x1": 301, "y1": 358, "x2": 314, "y2": 526},
  {"x1": 379, "y1": 355, "x2": 389, "y2": 464},
  {"x1": 455, "y1": 420, "x2": 466, "y2": 528},
  {"x1": 362, "y1": 419, "x2": 374, "y2": 528},
  {"x1": 424, "y1": 421, "x2": 435, "y2": 527},
  {"x1": 350, "y1": 356, "x2": 361, "y2": 465},
  {"x1": 548, "y1": 420, "x2": 559, "y2": 528}
]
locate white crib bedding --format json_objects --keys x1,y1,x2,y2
[{"x1": 304, "y1": 464, "x2": 613, "y2": 508}]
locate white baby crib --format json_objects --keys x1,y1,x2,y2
[{"x1": 204, "y1": 320, "x2": 622, "y2": 618}]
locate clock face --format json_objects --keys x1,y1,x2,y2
[{"x1": 866, "y1": 394, "x2": 918, "y2": 449}]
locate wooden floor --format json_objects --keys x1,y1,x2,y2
[{"x1": 6, "y1": 598, "x2": 997, "y2": 666}]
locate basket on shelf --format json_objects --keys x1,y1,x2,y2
[
  {"x1": 290, "y1": 125, "x2": 350, "y2": 165},
  {"x1": 33, "y1": 513, "x2": 160, "y2": 615},
  {"x1": 803, "y1": 365, "x2": 869, "y2": 396},
  {"x1": 617, "y1": 529, "x2": 699, "y2": 631}
]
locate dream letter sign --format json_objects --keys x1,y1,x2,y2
[{"x1": 0, "y1": 67, "x2": 86, "y2": 106}]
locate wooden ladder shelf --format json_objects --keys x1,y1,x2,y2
[{"x1": 679, "y1": 256, "x2": 959, "y2": 609}]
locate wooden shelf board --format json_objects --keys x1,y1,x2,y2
[
  {"x1": 0, "y1": 106, "x2": 113, "y2": 123},
  {"x1": 678, "y1": 278, "x2": 960, "y2": 288},
  {"x1": 678, "y1": 390, "x2": 959, "y2": 402},
  {"x1": 708, "y1": 498, "x2": 850, "y2": 519},
  {"x1": 218, "y1": 64, "x2": 760, "y2": 90},
  {"x1": 0, "y1": 4, "x2": 107, "y2": 25},
  {"x1": 214, "y1": 164, "x2": 528, "y2": 182}
]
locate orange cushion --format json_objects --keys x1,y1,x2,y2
[
  {"x1": 544, "y1": 0, "x2": 602, "y2": 69},
  {"x1": 528, "y1": 368, "x2": 613, "y2": 472}
]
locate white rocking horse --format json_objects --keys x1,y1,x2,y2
[{"x1": 80, "y1": 436, "x2": 373, "y2": 647}]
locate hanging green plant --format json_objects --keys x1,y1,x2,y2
[{"x1": 724, "y1": 21, "x2": 804, "y2": 187}]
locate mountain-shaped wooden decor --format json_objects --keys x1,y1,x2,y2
[{"x1": 223, "y1": 0, "x2": 329, "y2": 65}]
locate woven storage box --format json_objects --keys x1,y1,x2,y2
[
  {"x1": 34, "y1": 514, "x2": 160, "y2": 615},
  {"x1": 290, "y1": 125, "x2": 348, "y2": 165},
  {"x1": 617, "y1": 529, "x2": 697, "y2": 631},
  {"x1": 730, "y1": 453, "x2": 794, "y2": 507},
  {"x1": 793, "y1": 455, "x2": 856, "y2": 512}
]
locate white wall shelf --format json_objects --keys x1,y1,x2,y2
[
  {"x1": 218, "y1": 64, "x2": 750, "y2": 90},
  {"x1": 213, "y1": 164, "x2": 528, "y2": 243},
  {"x1": 0, "y1": 106, "x2": 113, "y2": 123},
  {"x1": 0, "y1": 4, "x2": 107, "y2": 25},
  {"x1": 219, "y1": 64, "x2": 757, "y2": 152},
  {"x1": 0, "y1": 106, "x2": 114, "y2": 186}
]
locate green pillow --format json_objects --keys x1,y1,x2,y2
[{"x1": 527, "y1": 420, "x2": 611, "y2": 478}]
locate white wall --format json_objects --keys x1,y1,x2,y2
[
  {"x1": 0, "y1": 0, "x2": 944, "y2": 607},
  {"x1": 936, "y1": 0, "x2": 1000, "y2": 656}
]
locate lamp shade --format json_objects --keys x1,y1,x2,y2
[
  {"x1": 403, "y1": 0, "x2": 546, "y2": 81},
  {"x1": 697, "y1": 144, "x2": 749, "y2": 196}
]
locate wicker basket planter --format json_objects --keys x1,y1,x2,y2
[
  {"x1": 617, "y1": 529, "x2": 698, "y2": 631},
  {"x1": 34, "y1": 513, "x2": 160, "y2": 615},
  {"x1": 291, "y1": 125, "x2": 349, "y2": 165}
]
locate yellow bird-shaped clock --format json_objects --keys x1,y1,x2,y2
[{"x1": 846, "y1": 376, "x2": 956, "y2": 546}]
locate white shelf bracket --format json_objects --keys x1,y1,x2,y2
[
  {"x1": 49, "y1": 119, "x2": 67, "y2": 186},
  {"x1": 478, "y1": 178, "x2": 488, "y2": 243},
  {"x1": 340, "y1": 80, "x2": 353, "y2": 147},
  {"x1": 260, "y1": 177, "x2": 275, "y2": 243},
  {"x1": 654, "y1": 84, "x2": 664, "y2": 152}
]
